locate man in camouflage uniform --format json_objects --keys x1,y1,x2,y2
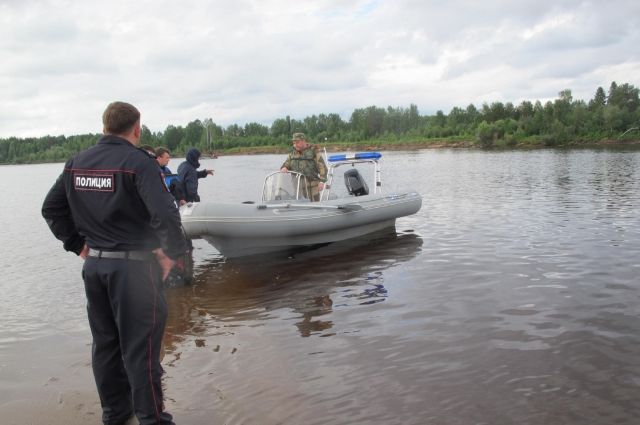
[{"x1": 280, "y1": 133, "x2": 328, "y2": 201}]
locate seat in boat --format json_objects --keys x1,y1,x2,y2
[{"x1": 344, "y1": 168, "x2": 369, "y2": 196}]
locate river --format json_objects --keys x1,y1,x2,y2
[{"x1": 1, "y1": 148, "x2": 640, "y2": 424}]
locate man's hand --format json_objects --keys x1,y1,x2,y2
[
  {"x1": 280, "y1": 167, "x2": 288, "y2": 173},
  {"x1": 79, "y1": 244, "x2": 89, "y2": 259},
  {"x1": 153, "y1": 248, "x2": 176, "y2": 281},
  {"x1": 318, "y1": 182, "x2": 325, "y2": 191},
  {"x1": 206, "y1": 169, "x2": 214, "y2": 175}
]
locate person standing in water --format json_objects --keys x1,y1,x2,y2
[{"x1": 42, "y1": 101, "x2": 187, "y2": 425}]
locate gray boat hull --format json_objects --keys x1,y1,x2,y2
[{"x1": 180, "y1": 190, "x2": 422, "y2": 257}]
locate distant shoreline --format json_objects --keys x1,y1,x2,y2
[
  {"x1": 217, "y1": 139, "x2": 640, "y2": 156},
  {"x1": 1, "y1": 139, "x2": 639, "y2": 165}
]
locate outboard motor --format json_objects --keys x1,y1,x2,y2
[{"x1": 344, "y1": 168, "x2": 369, "y2": 196}]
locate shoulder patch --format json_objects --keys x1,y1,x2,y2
[{"x1": 138, "y1": 147, "x2": 157, "y2": 158}]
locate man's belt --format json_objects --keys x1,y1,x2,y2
[{"x1": 88, "y1": 248, "x2": 153, "y2": 261}]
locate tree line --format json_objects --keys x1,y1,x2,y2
[{"x1": 1, "y1": 81, "x2": 638, "y2": 164}]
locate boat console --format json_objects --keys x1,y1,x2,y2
[
  {"x1": 323, "y1": 152, "x2": 382, "y2": 201},
  {"x1": 260, "y1": 152, "x2": 382, "y2": 203}
]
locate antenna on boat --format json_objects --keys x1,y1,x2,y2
[{"x1": 321, "y1": 146, "x2": 329, "y2": 201}]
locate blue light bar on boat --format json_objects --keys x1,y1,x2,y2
[{"x1": 328, "y1": 152, "x2": 382, "y2": 162}]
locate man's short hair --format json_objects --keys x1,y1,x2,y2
[
  {"x1": 102, "y1": 101, "x2": 140, "y2": 135},
  {"x1": 156, "y1": 147, "x2": 170, "y2": 157}
]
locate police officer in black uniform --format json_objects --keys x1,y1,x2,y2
[{"x1": 42, "y1": 101, "x2": 187, "y2": 425}]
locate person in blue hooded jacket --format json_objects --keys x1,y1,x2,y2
[{"x1": 177, "y1": 148, "x2": 214, "y2": 202}]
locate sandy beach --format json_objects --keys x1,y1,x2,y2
[
  {"x1": 0, "y1": 347, "x2": 185, "y2": 425},
  {"x1": 0, "y1": 356, "x2": 110, "y2": 425},
  {"x1": 0, "y1": 365, "x2": 217, "y2": 425},
  {"x1": 0, "y1": 347, "x2": 231, "y2": 425},
  {"x1": 2, "y1": 390, "x2": 107, "y2": 425}
]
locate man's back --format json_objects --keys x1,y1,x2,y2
[{"x1": 62, "y1": 134, "x2": 184, "y2": 256}]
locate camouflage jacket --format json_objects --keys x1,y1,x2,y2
[{"x1": 281, "y1": 145, "x2": 328, "y2": 182}]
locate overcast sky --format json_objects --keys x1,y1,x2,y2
[{"x1": 1, "y1": 0, "x2": 639, "y2": 138}]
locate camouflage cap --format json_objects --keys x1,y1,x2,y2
[{"x1": 291, "y1": 132, "x2": 307, "y2": 141}]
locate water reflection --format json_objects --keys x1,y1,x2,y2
[
  {"x1": 294, "y1": 294, "x2": 334, "y2": 338},
  {"x1": 163, "y1": 230, "x2": 422, "y2": 352}
]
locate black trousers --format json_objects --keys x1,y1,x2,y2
[{"x1": 82, "y1": 256, "x2": 175, "y2": 425}]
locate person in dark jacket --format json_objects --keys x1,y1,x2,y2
[
  {"x1": 42, "y1": 101, "x2": 187, "y2": 425},
  {"x1": 177, "y1": 148, "x2": 213, "y2": 202}
]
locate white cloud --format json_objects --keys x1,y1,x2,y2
[{"x1": 1, "y1": 0, "x2": 639, "y2": 137}]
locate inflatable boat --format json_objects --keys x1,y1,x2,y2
[{"x1": 180, "y1": 152, "x2": 422, "y2": 257}]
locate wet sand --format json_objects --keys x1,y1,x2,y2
[
  {"x1": 1, "y1": 392, "x2": 218, "y2": 425},
  {"x1": 0, "y1": 355, "x2": 131, "y2": 425},
  {"x1": 2, "y1": 390, "x2": 105, "y2": 425},
  {"x1": 0, "y1": 360, "x2": 219, "y2": 425},
  {"x1": 0, "y1": 381, "x2": 225, "y2": 425}
]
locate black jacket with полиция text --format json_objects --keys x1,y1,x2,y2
[{"x1": 41, "y1": 135, "x2": 187, "y2": 260}]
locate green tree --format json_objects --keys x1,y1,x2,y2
[
  {"x1": 303, "y1": 115, "x2": 321, "y2": 137},
  {"x1": 184, "y1": 120, "x2": 204, "y2": 148},
  {"x1": 608, "y1": 82, "x2": 639, "y2": 112},
  {"x1": 603, "y1": 105, "x2": 626, "y2": 132},
  {"x1": 140, "y1": 125, "x2": 155, "y2": 146},
  {"x1": 162, "y1": 125, "x2": 182, "y2": 151},
  {"x1": 589, "y1": 86, "x2": 606, "y2": 110},
  {"x1": 244, "y1": 122, "x2": 269, "y2": 137},
  {"x1": 446, "y1": 106, "x2": 473, "y2": 135},
  {"x1": 407, "y1": 103, "x2": 420, "y2": 131},
  {"x1": 271, "y1": 118, "x2": 290, "y2": 138},
  {"x1": 476, "y1": 121, "x2": 497, "y2": 148},
  {"x1": 607, "y1": 81, "x2": 619, "y2": 105},
  {"x1": 350, "y1": 106, "x2": 385, "y2": 138},
  {"x1": 465, "y1": 104, "x2": 479, "y2": 122},
  {"x1": 482, "y1": 102, "x2": 509, "y2": 122},
  {"x1": 226, "y1": 124, "x2": 244, "y2": 137},
  {"x1": 7, "y1": 140, "x2": 16, "y2": 162},
  {"x1": 318, "y1": 113, "x2": 345, "y2": 140},
  {"x1": 554, "y1": 89, "x2": 573, "y2": 125}
]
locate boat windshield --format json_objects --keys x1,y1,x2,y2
[{"x1": 262, "y1": 171, "x2": 311, "y2": 202}]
